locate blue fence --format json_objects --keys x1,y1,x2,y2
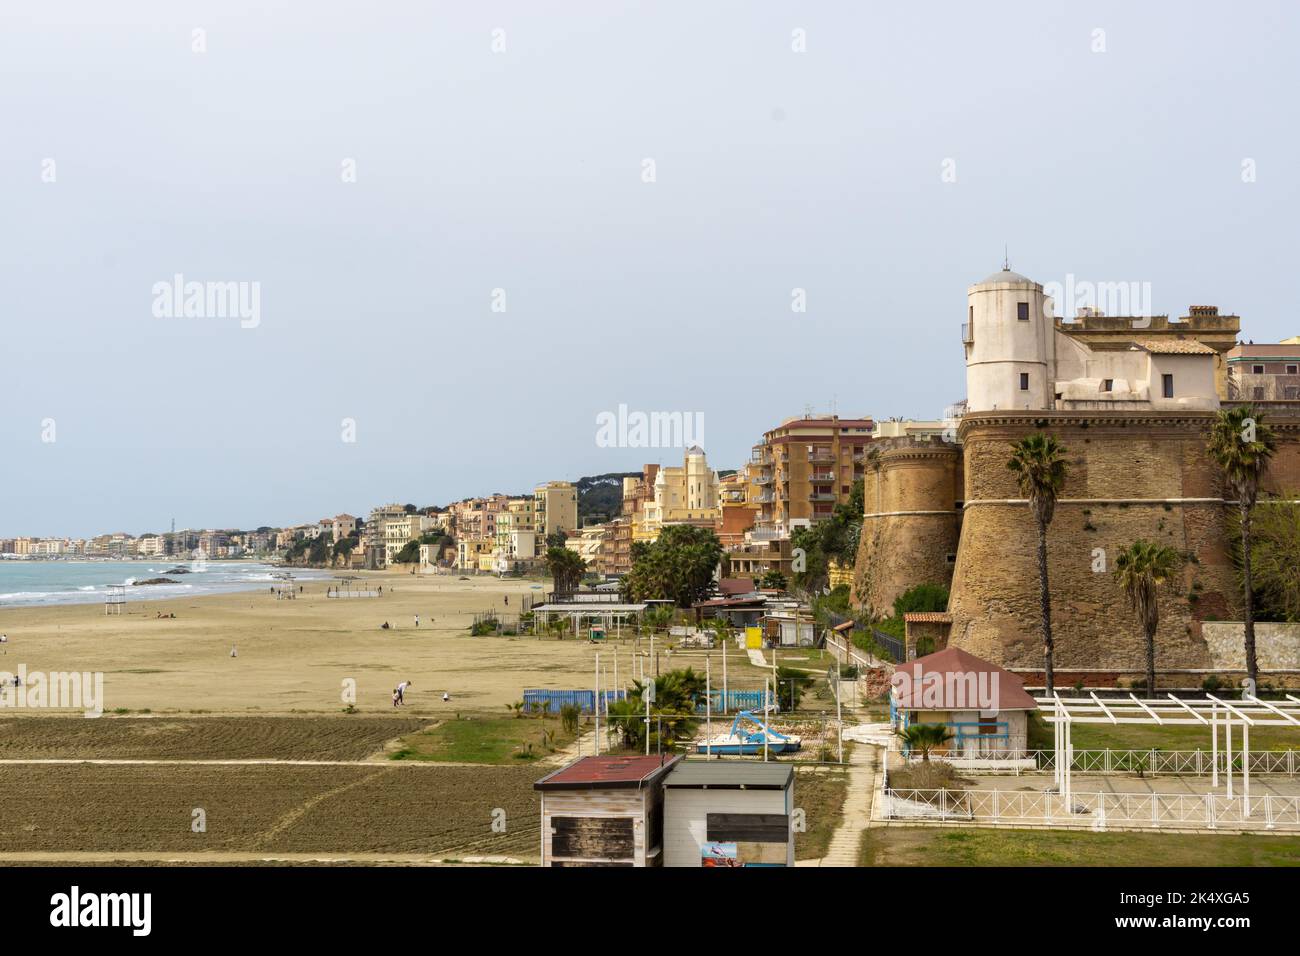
[
  {"x1": 522, "y1": 689, "x2": 627, "y2": 714},
  {"x1": 694, "y1": 689, "x2": 772, "y2": 714}
]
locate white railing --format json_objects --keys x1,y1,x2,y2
[
  {"x1": 881, "y1": 786, "x2": 1300, "y2": 831},
  {"x1": 909, "y1": 749, "x2": 1300, "y2": 776}
]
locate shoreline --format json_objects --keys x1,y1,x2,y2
[{"x1": 0, "y1": 571, "x2": 607, "y2": 716}]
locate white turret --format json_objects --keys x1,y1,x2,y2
[{"x1": 963, "y1": 268, "x2": 1056, "y2": 412}]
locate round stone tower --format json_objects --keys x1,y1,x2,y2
[
  {"x1": 964, "y1": 268, "x2": 1055, "y2": 412},
  {"x1": 852, "y1": 437, "x2": 963, "y2": 617}
]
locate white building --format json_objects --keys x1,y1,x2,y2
[{"x1": 964, "y1": 268, "x2": 1220, "y2": 413}]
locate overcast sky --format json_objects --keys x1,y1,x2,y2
[{"x1": 3, "y1": 1, "x2": 1297, "y2": 537}]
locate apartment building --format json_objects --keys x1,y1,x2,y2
[
  {"x1": 565, "y1": 523, "x2": 607, "y2": 575},
  {"x1": 448, "y1": 494, "x2": 511, "y2": 540},
  {"x1": 533, "y1": 481, "x2": 578, "y2": 542},
  {"x1": 750, "y1": 415, "x2": 874, "y2": 536},
  {"x1": 716, "y1": 469, "x2": 760, "y2": 549},
  {"x1": 456, "y1": 536, "x2": 496, "y2": 571},
  {"x1": 383, "y1": 512, "x2": 439, "y2": 565},
  {"x1": 1226, "y1": 339, "x2": 1300, "y2": 402}
]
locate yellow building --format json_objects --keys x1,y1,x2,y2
[
  {"x1": 534, "y1": 481, "x2": 578, "y2": 542},
  {"x1": 635, "y1": 446, "x2": 720, "y2": 542},
  {"x1": 457, "y1": 537, "x2": 495, "y2": 571}
]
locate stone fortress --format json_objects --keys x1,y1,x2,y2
[{"x1": 853, "y1": 267, "x2": 1300, "y2": 682}]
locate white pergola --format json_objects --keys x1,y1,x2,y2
[
  {"x1": 1037, "y1": 693, "x2": 1300, "y2": 806},
  {"x1": 530, "y1": 602, "x2": 648, "y2": 638}
]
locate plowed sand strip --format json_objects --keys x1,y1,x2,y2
[
  {"x1": 0, "y1": 851, "x2": 530, "y2": 865},
  {"x1": 252, "y1": 766, "x2": 394, "y2": 848}
]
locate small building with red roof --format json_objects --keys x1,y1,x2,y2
[
  {"x1": 891, "y1": 646, "x2": 1038, "y2": 757},
  {"x1": 535, "y1": 754, "x2": 680, "y2": 867}
]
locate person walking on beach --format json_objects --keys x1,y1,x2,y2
[{"x1": 414, "y1": 614, "x2": 420, "y2": 628}]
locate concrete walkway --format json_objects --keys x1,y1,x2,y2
[{"x1": 800, "y1": 741, "x2": 880, "y2": 867}]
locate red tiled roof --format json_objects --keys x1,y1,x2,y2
[
  {"x1": 892, "y1": 646, "x2": 1037, "y2": 711},
  {"x1": 903, "y1": 612, "x2": 952, "y2": 623},
  {"x1": 719, "y1": 577, "x2": 756, "y2": 596},
  {"x1": 535, "y1": 755, "x2": 680, "y2": 791},
  {"x1": 1134, "y1": 339, "x2": 1216, "y2": 355}
]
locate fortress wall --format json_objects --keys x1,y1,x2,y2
[
  {"x1": 946, "y1": 410, "x2": 1300, "y2": 673},
  {"x1": 853, "y1": 441, "x2": 961, "y2": 617}
]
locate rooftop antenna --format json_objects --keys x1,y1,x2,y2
[{"x1": 1003, "y1": 245, "x2": 1010, "y2": 271}]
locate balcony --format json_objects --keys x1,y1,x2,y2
[
  {"x1": 809, "y1": 450, "x2": 835, "y2": 463},
  {"x1": 810, "y1": 492, "x2": 838, "y2": 502},
  {"x1": 810, "y1": 472, "x2": 835, "y2": 482},
  {"x1": 754, "y1": 492, "x2": 775, "y2": 503}
]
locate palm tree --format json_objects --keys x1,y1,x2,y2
[
  {"x1": 901, "y1": 723, "x2": 954, "y2": 762},
  {"x1": 1113, "y1": 540, "x2": 1180, "y2": 694},
  {"x1": 544, "y1": 547, "x2": 586, "y2": 593},
  {"x1": 1007, "y1": 433, "x2": 1069, "y2": 693},
  {"x1": 1207, "y1": 405, "x2": 1277, "y2": 687}
]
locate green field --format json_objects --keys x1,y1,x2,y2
[
  {"x1": 859, "y1": 826, "x2": 1300, "y2": 867},
  {"x1": 390, "y1": 715, "x2": 580, "y2": 764},
  {"x1": 1027, "y1": 713, "x2": 1300, "y2": 753}
]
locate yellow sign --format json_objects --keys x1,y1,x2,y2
[{"x1": 745, "y1": 626, "x2": 762, "y2": 649}]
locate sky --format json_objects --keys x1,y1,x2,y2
[{"x1": 2, "y1": 1, "x2": 1298, "y2": 537}]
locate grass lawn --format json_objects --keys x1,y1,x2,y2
[
  {"x1": 1027, "y1": 714, "x2": 1300, "y2": 753},
  {"x1": 390, "y1": 714, "x2": 579, "y2": 764},
  {"x1": 859, "y1": 826, "x2": 1300, "y2": 867},
  {"x1": 794, "y1": 768, "x2": 849, "y2": 860}
]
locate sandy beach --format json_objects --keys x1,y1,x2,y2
[{"x1": 0, "y1": 571, "x2": 632, "y2": 715}]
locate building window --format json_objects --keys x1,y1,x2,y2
[
  {"x1": 1286, "y1": 387, "x2": 1299, "y2": 400},
  {"x1": 1102, "y1": 379, "x2": 1113, "y2": 392},
  {"x1": 1288, "y1": 365, "x2": 1298, "y2": 375},
  {"x1": 1253, "y1": 386, "x2": 1266, "y2": 400},
  {"x1": 1017, "y1": 302, "x2": 1029, "y2": 321},
  {"x1": 1162, "y1": 374, "x2": 1174, "y2": 398},
  {"x1": 1253, "y1": 364, "x2": 1265, "y2": 374},
  {"x1": 1019, "y1": 372, "x2": 1029, "y2": 391}
]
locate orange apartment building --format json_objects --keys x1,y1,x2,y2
[{"x1": 749, "y1": 415, "x2": 874, "y2": 536}]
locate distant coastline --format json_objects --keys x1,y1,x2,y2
[{"x1": 0, "y1": 560, "x2": 332, "y2": 609}]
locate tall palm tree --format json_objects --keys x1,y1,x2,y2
[
  {"x1": 1007, "y1": 433, "x2": 1069, "y2": 693},
  {"x1": 1113, "y1": 540, "x2": 1180, "y2": 694},
  {"x1": 1207, "y1": 405, "x2": 1277, "y2": 687}
]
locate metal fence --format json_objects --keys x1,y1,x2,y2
[
  {"x1": 521, "y1": 689, "x2": 627, "y2": 714},
  {"x1": 880, "y1": 786, "x2": 1300, "y2": 832},
  {"x1": 693, "y1": 690, "x2": 773, "y2": 714},
  {"x1": 908, "y1": 748, "x2": 1300, "y2": 776}
]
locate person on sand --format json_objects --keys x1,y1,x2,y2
[
  {"x1": 442, "y1": 692, "x2": 450, "y2": 702},
  {"x1": 381, "y1": 621, "x2": 390, "y2": 630},
  {"x1": 414, "y1": 614, "x2": 420, "y2": 628},
  {"x1": 395, "y1": 680, "x2": 411, "y2": 706}
]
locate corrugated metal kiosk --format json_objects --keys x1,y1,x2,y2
[{"x1": 662, "y1": 761, "x2": 795, "y2": 867}]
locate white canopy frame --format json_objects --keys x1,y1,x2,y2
[{"x1": 1037, "y1": 693, "x2": 1300, "y2": 812}]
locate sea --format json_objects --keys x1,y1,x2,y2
[{"x1": 0, "y1": 560, "x2": 333, "y2": 608}]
